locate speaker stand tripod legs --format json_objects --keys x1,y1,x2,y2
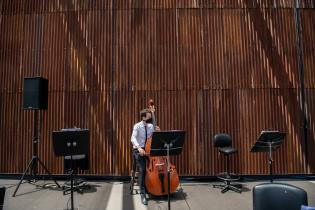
[
  {"x1": 12, "y1": 110, "x2": 60, "y2": 197},
  {"x1": 12, "y1": 155, "x2": 60, "y2": 197}
]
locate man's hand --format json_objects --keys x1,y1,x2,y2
[
  {"x1": 155, "y1": 126, "x2": 161, "y2": 131},
  {"x1": 148, "y1": 105, "x2": 155, "y2": 113},
  {"x1": 138, "y1": 147, "x2": 146, "y2": 156}
]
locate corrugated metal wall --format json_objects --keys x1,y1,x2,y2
[{"x1": 0, "y1": 0, "x2": 315, "y2": 176}]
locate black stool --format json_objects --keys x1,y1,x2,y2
[
  {"x1": 130, "y1": 151, "x2": 140, "y2": 195},
  {"x1": 213, "y1": 133, "x2": 242, "y2": 193}
]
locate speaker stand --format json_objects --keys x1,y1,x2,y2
[{"x1": 12, "y1": 110, "x2": 60, "y2": 197}]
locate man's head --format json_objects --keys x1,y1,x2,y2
[{"x1": 140, "y1": 109, "x2": 152, "y2": 123}]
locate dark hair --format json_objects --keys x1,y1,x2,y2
[{"x1": 140, "y1": 109, "x2": 150, "y2": 119}]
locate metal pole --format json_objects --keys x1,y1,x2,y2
[
  {"x1": 294, "y1": 0, "x2": 308, "y2": 167},
  {"x1": 70, "y1": 153, "x2": 74, "y2": 210},
  {"x1": 32, "y1": 110, "x2": 39, "y2": 179},
  {"x1": 166, "y1": 143, "x2": 171, "y2": 210},
  {"x1": 269, "y1": 142, "x2": 273, "y2": 183}
]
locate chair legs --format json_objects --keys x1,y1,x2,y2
[
  {"x1": 130, "y1": 157, "x2": 140, "y2": 195},
  {"x1": 213, "y1": 154, "x2": 242, "y2": 193},
  {"x1": 213, "y1": 181, "x2": 242, "y2": 193}
]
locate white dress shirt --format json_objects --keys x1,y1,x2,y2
[{"x1": 131, "y1": 121, "x2": 154, "y2": 148}]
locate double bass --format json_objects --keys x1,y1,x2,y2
[{"x1": 144, "y1": 99, "x2": 180, "y2": 196}]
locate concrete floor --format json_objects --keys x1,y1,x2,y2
[{"x1": 1, "y1": 179, "x2": 315, "y2": 210}]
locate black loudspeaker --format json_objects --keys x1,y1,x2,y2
[
  {"x1": 23, "y1": 77, "x2": 48, "y2": 110},
  {"x1": 0, "y1": 186, "x2": 5, "y2": 210}
]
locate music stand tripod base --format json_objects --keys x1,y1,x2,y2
[
  {"x1": 150, "y1": 130, "x2": 186, "y2": 210},
  {"x1": 52, "y1": 129, "x2": 90, "y2": 210}
]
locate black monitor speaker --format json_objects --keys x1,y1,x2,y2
[{"x1": 23, "y1": 77, "x2": 48, "y2": 110}]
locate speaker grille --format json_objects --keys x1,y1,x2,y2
[{"x1": 23, "y1": 77, "x2": 48, "y2": 110}]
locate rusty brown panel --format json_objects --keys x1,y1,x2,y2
[
  {"x1": 41, "y1": 13, "x2": 69, "y2": 51},
  {"x1": 39, "y1": 49, "x2": 67, "y2": 91},
  {"x1": 55, "y1": 91, "x2": 114, "y2": 175},
  {"x1": 49, "y1": 11, "x2": 113, "y2": 92},
  {"x1": 22, "y1": 0, "x2": 89, "y2": 14},
  {"x1": 201, "y1": 0, "x2": 297, "y2": 8},
  {"x1": 111, "y1": 0, "x2": 178, "y2": 9},
  {"x1": 0, "y1": 14, "x2": 24, "y2": 50},
  {"x1": 301, "y1": 9, "x2": 315, "y2": 88},
  {"x1": 85, "y1": 11, "x2": 113, "y2": 91},
  {"x1": 86, "y1": 11, "x2": 113, "y2": 49},
  {"x1": 111, "y1": 0, "x2": 132, "y2": 9},
  {"x1": 203, "y1": 9, "x2": 248, "y2": 89},
  {"x1": 39, "y1": 13, "x2": 69, "y2": 91},
  {"x1": 268, "y1": 9, "x2": 299, "y2": 88},
  {"x1": 0, "y1": 0, "x2": 24, "y2": 15},
  {"x1": 76, "y1": 46, "x2": 113, "y2": 91},
  {"x1": 0, "y1": 51, "x2": 21, "y2": 92},
  {"x1": 201, "y1": 88, "x2": 306, "y2": 176},
  {"x1": 87, "y1": 91, "x2": 114, "y2": 175},
  {"x1": 113, "y1": 90, "x2": 135, "y2": 175},
  {"x1": 0, "y1": 93, "x2": 33, "y2": 173},
  {"x1": 301, "y1": 0, "x2": 315, "y2": 8},
  {"x1": 23, "y1": 14, "x2": 45, "y2": 52},
  {"x1": 88, "y1": 0, "x2": 113, "y2": 10},
  {"x1": 277, "y1": 0, "x2": 295, "y2": 8},
  {"x1": 239, "y1": 89, "x2": 306, "y2": 175},
  {"x1": 24, "y1": 0, "x2": 45, "y2": 14},
  {"x1": 152, "y1": 0, "x2": 177, "y2": 8},
  {"x1": 114, "y1": 9, "x2": 178, "y2": 91},
  {"x1": 202, "y1": 9, "x2": 225, "y2": 89},
  {"x1": 201, "y1": 0, "x2": 247, "y2": 8},
  {"x1": 202, "y1": 9, "x2": 298, "y2": 90},
  {"x1": 306, "y1": 89, "x2": 315, "y2": 173},
  {"x1": 176, "y1": 0, "x2": 200, "y2": 8},
  {"x1": 253, "y1": 0, "x2": 295, "y2": 8},
  {"x1": 114, "y1": 9, "x2": 147, "y2": 91},
  {"x1": 38, "y1": 92, "x2": 65, "y2": 175},
  {"x1": 177, "y1": 9, "x2": 204, "y2": 90},
  {"x1": 65, "y1": 49, "x2": 90, "y2": 92},
  {"x1": 251, "y1": 8, "x2": 298, "y2": 88}
]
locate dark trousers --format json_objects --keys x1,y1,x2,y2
[{"x1": 133, "y1": 149, "x2": 146, "y2": 194}]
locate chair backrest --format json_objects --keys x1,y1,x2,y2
[
  {"x1": 213, "y1": 133, "x2": 232, "y2": 148},
  {"x1": 253, "y1": 183, "x2": 307, "y2": 210}
]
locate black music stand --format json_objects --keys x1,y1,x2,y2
[
  {"x1": 250, "y1": 130, "x2": 286, "y2": 182},
  {"x1": 150, "y1": 130, "x2": 186, "y2": 210},
  {"x1": 52, "y1": 129, "x2": 89, "y2": 210}
]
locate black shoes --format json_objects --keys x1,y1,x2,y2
[{"x1": 141, "y1": 194, "x2": 148, "y2": 205}]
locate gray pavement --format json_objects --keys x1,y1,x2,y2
[{"x1": 1, "y1": 179, "x2": 315, "y2": 210}]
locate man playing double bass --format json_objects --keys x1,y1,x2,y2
[{"x1": 131, "y1": 108, "x2": 159, "y2": 205}]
